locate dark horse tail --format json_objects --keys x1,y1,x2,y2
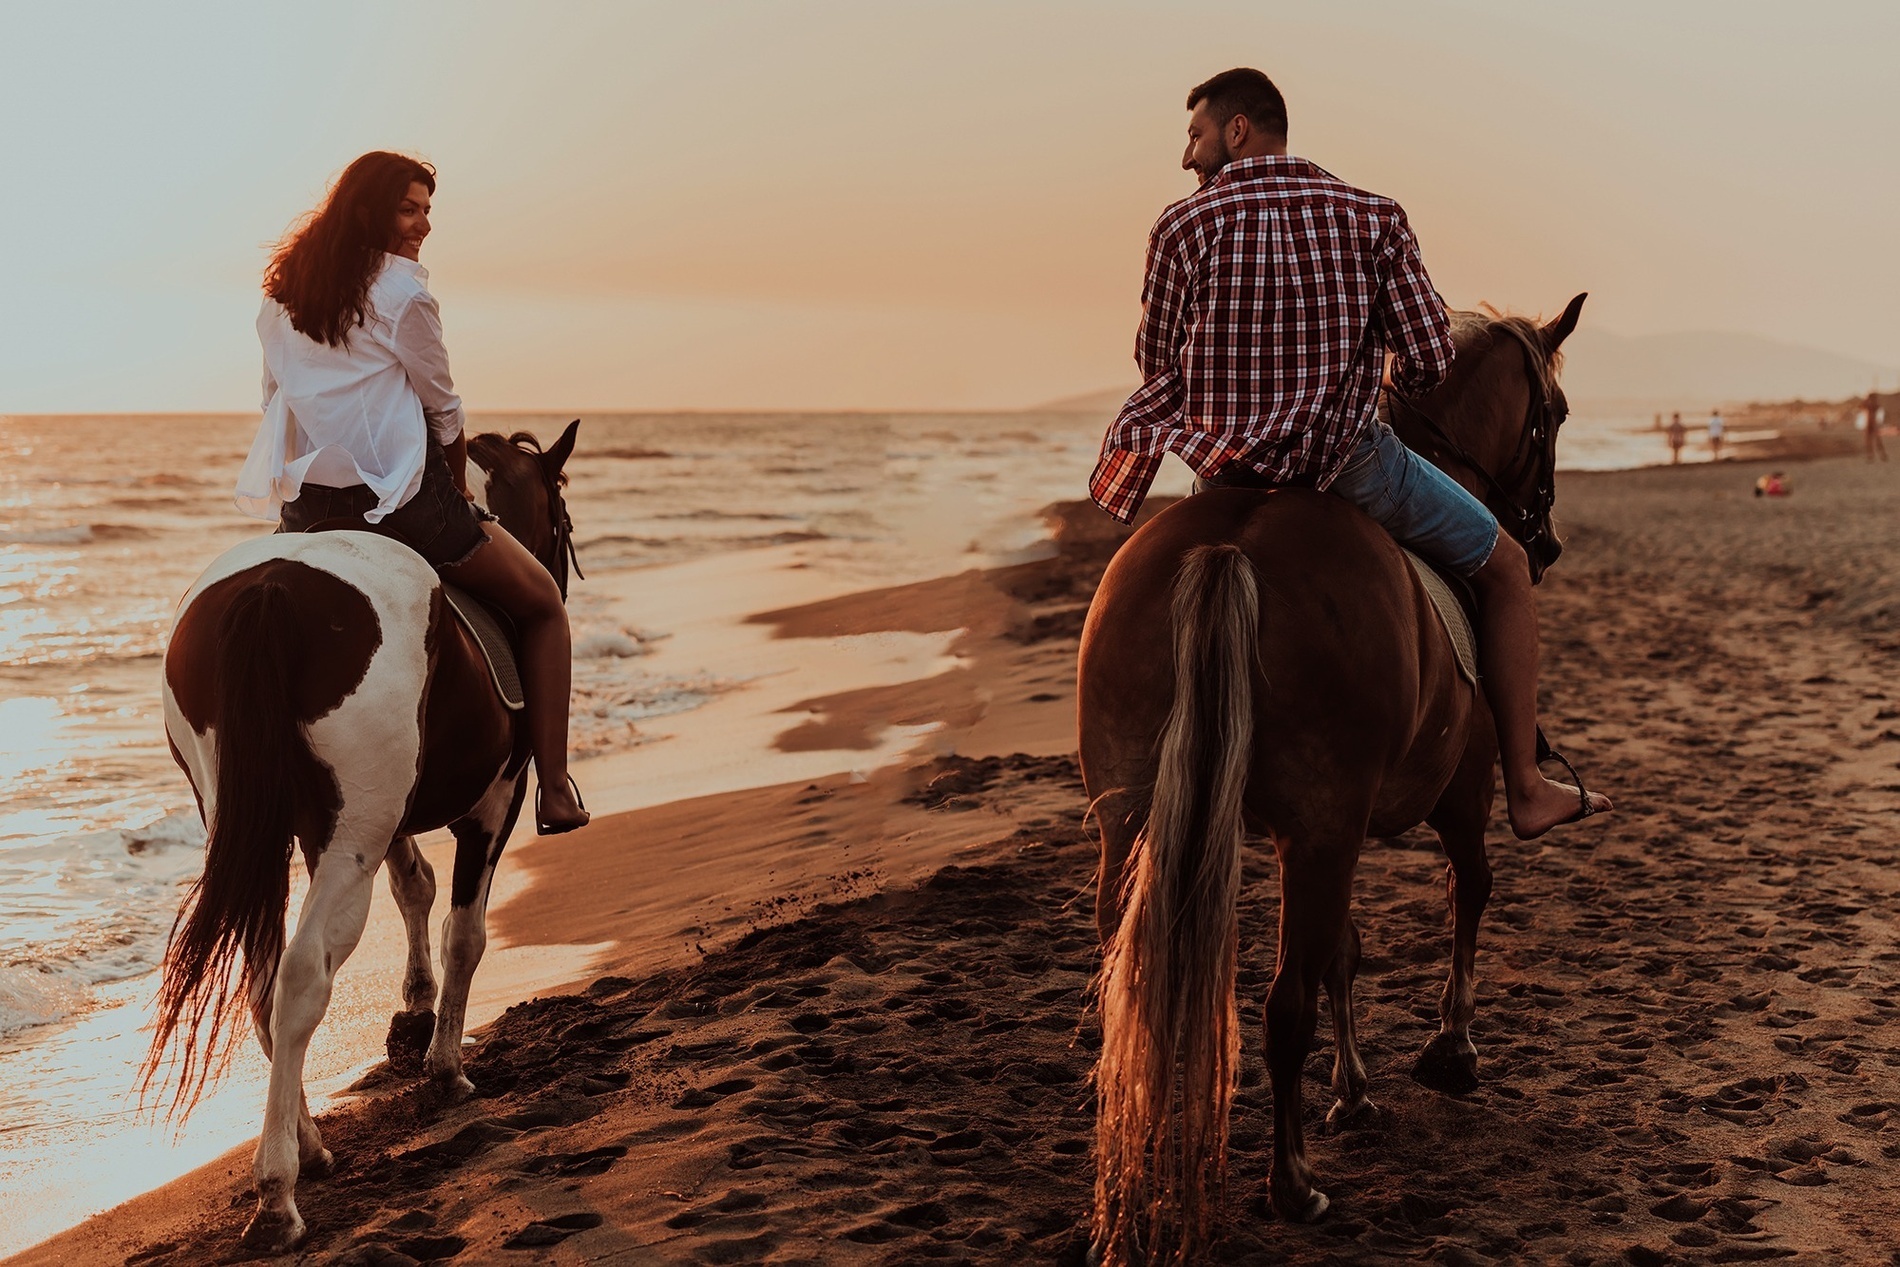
[
  {"x1": 1094, "y1": 544, "x2": 1258, "y2": 1265},
  {"x1": 144, "y1": 577, "x2": 310, "y2": 1112}
]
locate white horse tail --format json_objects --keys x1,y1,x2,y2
[
  {"x1": 1093, "y1": 543, "x2": 1258, "y2": 1265},
  {"x1": 145, "y1": 573, "x2": 313, "y2": 1111}
]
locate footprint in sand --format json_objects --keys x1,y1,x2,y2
[{"x1": 501, "y1": 1211, "x2": 604, "y2": 1249}]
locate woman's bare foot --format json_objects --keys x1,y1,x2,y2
[
  {"x1": 536, "y1": 778, "x2": 590, "y2": 835},
  {"x1": 1508, "y1": 775, "x2": 1612, "y2": 841}
]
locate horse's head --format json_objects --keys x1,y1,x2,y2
[
  {"x1": 468, "y1": 419, "x2": 582, "y2": 599},
  {"x1": 1389, "y1": 293, "x2": 1585, "y2": 584}
]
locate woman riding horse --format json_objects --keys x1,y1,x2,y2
[{"x1": 234, "y1": 149, "x2": 587, "y2": 834}]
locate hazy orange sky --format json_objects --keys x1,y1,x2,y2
[{"x1": 3, "y1": 2, "x2": 1896, "y2": 412}]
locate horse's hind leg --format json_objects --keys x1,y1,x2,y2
[
  {"x1": 1265, "y1": 830, "x2": 1359, "y2": 1223},
  {"x1": 245, "y1": 841, "x2": 386, "y2": 1253},
  {"x1": 1322, "y1": 915, "x2": 1373, "y2": 1128},
  {"x1": 244, "y1": 945, "x2": 331, "y2": 1180},
  {"x1": 426, "y1": 769, "x2": 529, "y2": 1097},
  {"x1": 1090, "y1": 786, "x2": 1145, "y2": 947},
  {"x1": 384, "y1": 833, "x2": 439, "y2": 1073},
  {"x1": 1413, "y1": 739, "x2": 1496, "y2": 1095}
]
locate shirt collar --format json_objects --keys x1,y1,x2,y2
[
  {"x1": 1214, "y1": 153, "x2": 1318, "y2": 186},
  {"x1": 381, "y1": 252, "x2": 429, "y2": 283}
]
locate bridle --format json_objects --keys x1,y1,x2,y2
[
  {"x1": 1384, "y1": 323, "x2": 1566, "y2": 583},
  {"x1": 535, "y1": 456, "x2": 584, "y2": 603}
]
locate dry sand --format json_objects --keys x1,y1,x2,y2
[{"x1": 15, "y1": 453, "x2": 1900, "y2": 1266}]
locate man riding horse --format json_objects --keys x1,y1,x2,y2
[{"x1": 1090, "y1": 68, "x2": 1612, "y2": 839}]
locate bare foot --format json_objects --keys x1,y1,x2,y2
[
  {"x1": 1508, "y1": 775, "x2": 1612, "y2": 841},
  {"x1": 536, "y1": 781, "x2": 590, "y2": 835}
]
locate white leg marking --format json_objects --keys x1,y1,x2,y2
[
  {"x1": 247, "y1": 841, "x2": 386, "y2": 1251},
  {"x1": 385, "y1": 835, "x2": 439, "y2": 1013},
  {"x1": 425, "y1": 772, "x2": 523, "y2": 1095}
]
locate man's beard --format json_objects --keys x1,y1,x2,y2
[{"x1": 1194, "y1": 142, "x2": 1235, "y2": 186}]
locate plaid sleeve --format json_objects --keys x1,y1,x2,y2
[
  {"x1": 1133, "y1": 224, "x2": 1190, "y2": 380},
  {"x1": 1374, "y1": 209, "x2": 1453, "y2": 398}
]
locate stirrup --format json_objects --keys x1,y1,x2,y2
[
  {"x1": 1533, "y1": 727, "x2": 1597, "y2": 820},
  {"x1": 536, "y1": 774, "x2": 589, "y2": 836}
]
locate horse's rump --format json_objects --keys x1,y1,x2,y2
[{"x1": 1079, "y1": 488, "x2": 1469, "y2": 830}]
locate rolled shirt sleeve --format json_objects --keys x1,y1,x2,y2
[
  {"x1": 393, "y1": 291, "x2": 467, "y2": 445},
  {"x1": 1374, "y1": 211, "x2": 1454, "y2": 398}
]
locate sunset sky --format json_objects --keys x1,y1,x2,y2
[{"x1": 3, "y1": 1, "x2": 1896, "y2": 412}]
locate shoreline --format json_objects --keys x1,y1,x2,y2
[{"x1": 17, "y1": 450, "x2": 1900, "y2": 1263}]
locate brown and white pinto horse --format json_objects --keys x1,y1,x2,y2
[
  {"x1": 1083, "y1": 298, "x2": 1586, "y2": 1263},
  {"x1": 146, "y1": 423, "x2": 581, "y2": 1253}
]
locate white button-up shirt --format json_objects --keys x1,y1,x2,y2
[{"x1": 235, "y1": 254, "x2": 466, "y2": 522}]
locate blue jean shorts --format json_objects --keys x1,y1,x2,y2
[
  {"x1": 1198, "y1": 422, "x2": 1499, "y2": 577},
  {"x1": 1326, "y1": 422, "x2": 1498, "y2": 576}
]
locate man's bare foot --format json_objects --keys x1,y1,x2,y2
[{"x1": 1508, "y1": 776, "x2": 1612, "y2": 841}]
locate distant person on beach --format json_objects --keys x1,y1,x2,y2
[
  {"x1": 1707, "y1": 408, "x2": 1725, "y2": 460},
  {"x1": 1754, "y1": 472, "x2": 1789, "y2": 497},
  {"x1": 1089, "y1": 67, "x2": 1609, "y2": 838},
  {"x1": 234, "y1": 150, "x2": 588, "y2": 833},
  {"x1": 1667, "y1": 412, "x2": 1686, "y2": 464},
  {"x1": 1865, "y1": 392, "x2": 1888, "y2": 461}
]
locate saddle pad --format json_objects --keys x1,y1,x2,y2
[
  {"x1": 1401, "y1": 548, "x2": 1478, "y2": 685},
  {"x1": 442, "y1": 584, "x2": 525, "y2": 711}
]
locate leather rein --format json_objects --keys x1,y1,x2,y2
[{"x1": 1384, "y1": 324, "x2": 1566, "y2": 582}]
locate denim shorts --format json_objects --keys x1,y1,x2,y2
[
  {"x1": 278, "y1": 445, "x2": 495, "y2": 570},
  {"x1": 1198, "y1": 422, "x2": 1499, "y2": 577},
  {"x1": 1325, "y1": 422, "x2": 1498, "y2": 576}
]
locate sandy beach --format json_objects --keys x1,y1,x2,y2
[{"x1": 15, "y1": 450, "x2": 1900, "y2": 1266}]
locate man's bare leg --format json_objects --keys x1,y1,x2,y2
[{"x1": 1469, "y1": 529, "x2": 1613, "y2": 840}]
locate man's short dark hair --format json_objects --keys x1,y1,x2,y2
[{"x1": 1187, "y1": 68, "x2": 1288, "y2": 140}]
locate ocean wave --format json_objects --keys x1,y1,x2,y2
[
  {"x1": 0, "y1": 526, "x2": 94, "y2": 545},
  {"x1": 0, "y1": 523, "x2": 155, "y2": 546},
  {"x1": 0, "y1": 964, "x2": 88, "y2": 1038}
]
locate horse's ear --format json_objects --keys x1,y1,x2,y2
[
  {"x1": 543, "y1": 418, "x2": 580, "y2": 477},
  {"x1": 1542, "y1": 293, "x2": 1587, "y2": 353}
]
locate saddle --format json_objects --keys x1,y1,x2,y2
[
  {"x1": 297, "y1": 518, "x2": 524, "y2": 711},
  {"x1": 1400, "y1": 549, "x2": 1478, "y2": 685}
]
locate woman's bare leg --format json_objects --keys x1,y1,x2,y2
[{"x1": 441, "y1": 523, "x2": 588, "y2": 831}]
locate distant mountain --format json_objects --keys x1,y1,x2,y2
[
  {"x1": 1559, "y1": 329, "x2": 1896, "y2": 408},
  {"x1": 1034, "y1": 331, "x2": 1895, "y2": 415},
  {"x1": 1034, "y1": 385, "x2": 1140, "y2": 414}
]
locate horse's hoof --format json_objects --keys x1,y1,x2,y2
[
  {"x1": 1412, "y1": 1033, "x2": 1480, "y2": 1095},
  {"x1": 427, "y1": 1071, "x2": 477, "y2": 1103},
  {"x1": 300, "y1": 1147, "x2": 335, "y2": 1180},
  {"x1": 240, "y1": 1206, "x2": 306, "y2": 1254},
  {"x1": 1271, "y1": 1184, "x2": 1330, "y2": 1223},
  {"x1": 1324, "y1": 1095, "x2": 1380, "y2": 1132},
  {"x1": 386, "y1": 1009, "x2": 437, "y2": 1075}
]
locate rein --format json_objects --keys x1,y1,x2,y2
[{"x1": 1384, "y1": 323, "x2": 1566, "y2": 582}]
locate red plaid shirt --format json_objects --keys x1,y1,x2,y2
[{"x1": 1089, "y1": 155, "x2": 1454, "y2": 523}]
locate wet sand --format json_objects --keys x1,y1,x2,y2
[{"x1": 17, "y1": 453, "x2": 1900, "y2": 1266}]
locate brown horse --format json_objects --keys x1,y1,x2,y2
[
  {"x1": 1082, "y1": 297, "x2": 1586, "y2": 1263},
  {"x1": 145, "y1": 423, "x2": 581, "y2": 1254}
]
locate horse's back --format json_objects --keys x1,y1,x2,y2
[{"x1": 1078, "y1": 489, "x2": 1468, "y2": 825}]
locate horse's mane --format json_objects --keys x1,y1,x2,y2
[{"x1": 1450, "y1": 307, "x2": 1559, "y2": 399}]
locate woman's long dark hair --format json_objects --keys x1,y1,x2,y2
[{"x1": 265, "y1": 151, "x2": 436, "y2": 347}]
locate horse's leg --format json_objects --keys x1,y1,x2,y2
[
  {"x1": 244, "y1": 841, "x2": 386, "y2": 1253},
  {"x1": 426, "y1": 769, "x2": 529, "y2": 1097},
  {"x1": 1322, "y1": 915, "x2": 1373, "y2": 1128},
  {"x1": 1414, "y1": 734, "x2": 1497, "y2": 1095},
  {"x1": 243, "y1": 948, "x2": 332, "y2": 1182},
  {"x1": 1265, "y1": 830, "x2": 1358, "y2": 1223},
  {"x1": 383, "y1": 833, "x2": 440, "y2": 1073}
]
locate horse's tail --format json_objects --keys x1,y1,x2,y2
[
  {"x1": 143, "y1": 576, "x2": 309, "y2": 1114},
  {"x1": 1093, "y1": 543, "x2": 1258, "y2": 1265}
]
